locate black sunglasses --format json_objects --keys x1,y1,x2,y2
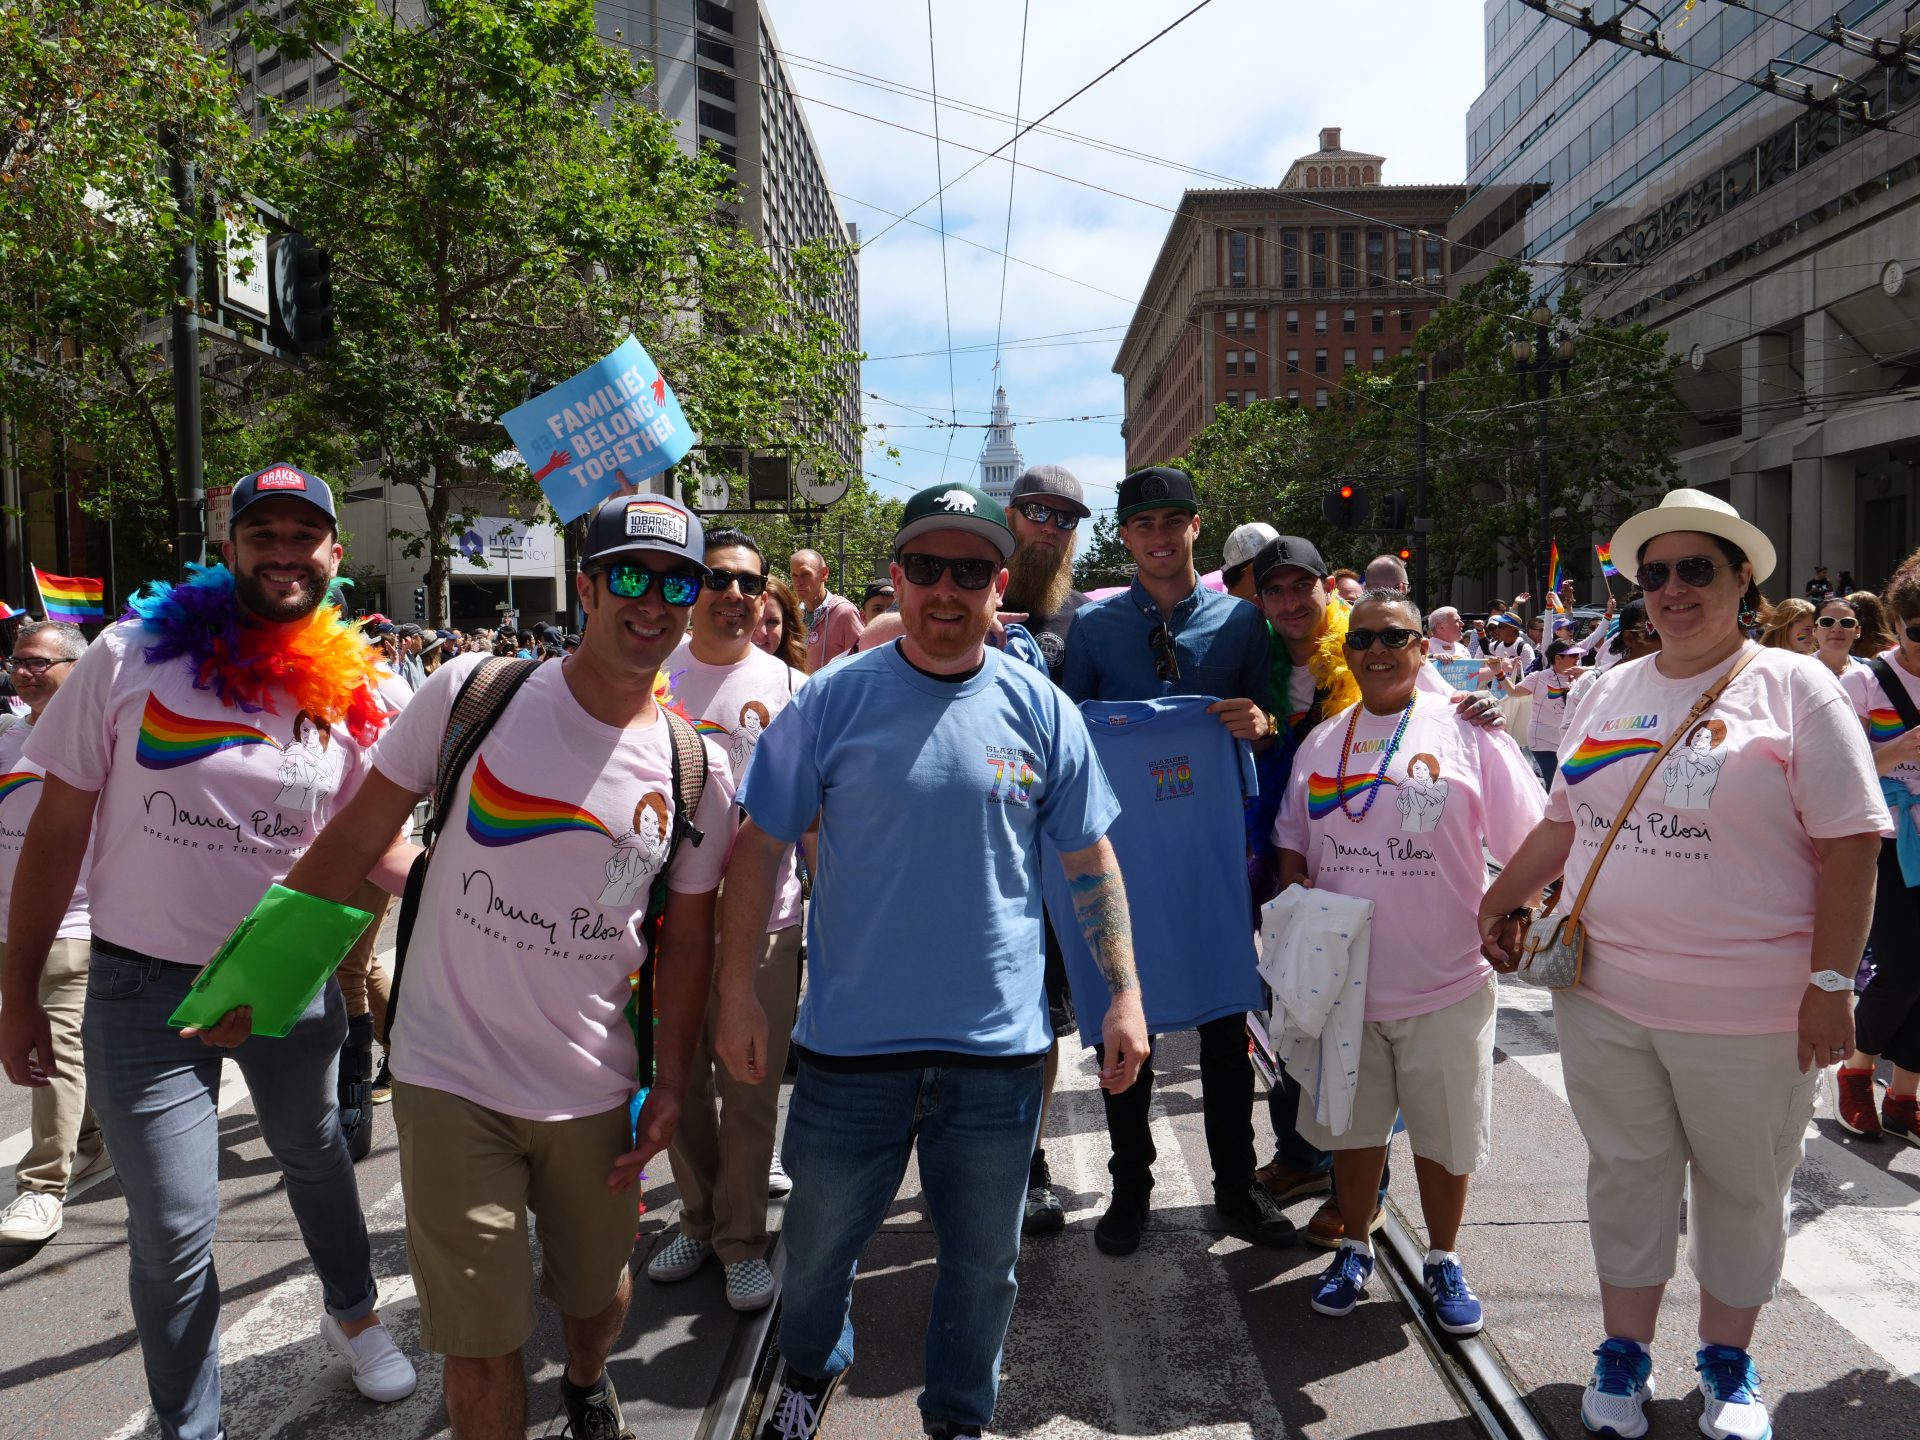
[
  {"x1": 897, "y1": 552, "x2": 999, "y2": 591},
  {"x1": 601, "y1": 562, "x2": 702, "y2": 607},
  {"x1": 1634, "y1": 555, "x2": 1719, "y2": 592},
  {"x1": 1014, "y1": 500, "x2": 1079, "y2": 532},
  {"x1": 705, "y1": 566, "x2": 768, "y2": 598},
  {"x1": 1147, "y1": 622, "x2": 1180, "y2": 681},
  {"x1": 1814, "y1": 615, "x2": 1858, "y2": 630},
  {"x1": 1343, "y1": 626, "x2": 1423, "y2": 651},
  {"x1": 1904, "y1": 623, "x2": 1920, "y2": 644}
]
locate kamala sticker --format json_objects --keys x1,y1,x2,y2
[{"x1": 624, "y1": 499, "x2": 688, "y2": 547}]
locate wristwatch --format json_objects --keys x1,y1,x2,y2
[{"x1": 1808, "y1": 969, "x2": 1854, "y2": 993}]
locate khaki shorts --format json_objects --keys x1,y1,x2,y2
[
  {"x1": 395, "y1": 1081, "x2": 639, "y2": 1356},
  {"x1": 1553, "y1": 989, "x2": 1816, "y2": 1310},
  {"x1": 1296, "y1": 980, "x2": 1496, "y2": 1175}
]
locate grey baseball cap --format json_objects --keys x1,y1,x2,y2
[
  {"x1": 1008, "y1": 463, "x2": 1090, "y2": 518},
  {"x1": 1222, "y1": 522, "x2": 1280, "y2": 572}
]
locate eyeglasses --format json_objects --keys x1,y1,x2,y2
[
  {"x1": 1343, "y1": 626, "x2": 1423, "y2": 651},
  {"x1": 1013, "y1": 501, "x2": 1079, "y2": 532},
  {"x1": 1147, "y1": 622, "x2": 1181, "y2": 681},
  {"x1": 600, "y1": 562, "x2": 702, "y2": 607},
  {"x1": 1634, "y1": 555, "x2": 1719, "y2": 592},
  {"x1": 1814, "y1": 615, "x2": 1859, "y2": 630},
  {"x1": 705, "y1": 567, "x2": 768, "y2": 598},
  {"x1": 897, "y1": 552, "x2": 999, "y2": 590},
  {"x1": 2, "y1": 656, "x2": 74, "y2": 675}
]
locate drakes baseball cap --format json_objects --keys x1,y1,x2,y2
[
  {"x1": 1250, "y1": 535, "x2": 1330, "y2": 587},
  {"x1": 579, "y1": 493, "x2": 709, "y2": 572},
  {"x1": 894, "y1": 484, "x2": 1015, "y2": 559},
  {"x1": 229, "y1": 462, "x2": 337, "y2": 526},
  {"x1": 1008, "y1": 463, "x2": 1091, "y2": 518},
  {"x1": 1116, "y1": 466, "x2": 1199, "y2": 522}
]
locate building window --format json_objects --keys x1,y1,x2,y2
[
  {"x1": 1229, "y1": 232, "x2": 1248, "y2": 287},
  {"x1": 1309, "y1": 230, "x2": 1327, "y2": 288},
  {"x1": 1286, "y1": 309, "x2": 1299, "y2": 333},
  {"x1": 1315, "y1": 389, "x2": 1329, "y2": 408},
  {"x1": 697, "y1": 101, "x2": 736, "y2": 135},
  {"x1": 1314, "y1": 349, "x2": 1328, "y2": 374},
  {"x1": 1243, "y1": 310, "x2": 1257, "y2": 333},
  {"x1": 1401, "y1": 346, "x2": 1414, "y2": 357},
  {"x1": 698, "y1": 67, "x2": 737, "y2": 101},
  {"x1": 1243, "y1": 350, "x2": 1257, "y2": 373},
  {"x1": 1372, "y1": 346, "x2": 1386, "y2": 366},
  {"x1": 1224, "y1": 311, "x2": 1238, "y2": 336},
  {"x1": 697, "y1": 35, "x2": 737, "y2": 66},
  {"x1": 1282, "y1": 230, "x2": 1300, "y2": 289},
  {"x1": 1423, "y1": 235, "x2": 1443, "y2": 282},
  {"x1": 1286, "y1": 349, "x2": 1300, "y2": 372},
  {"x1": 1343, "y1": 348, "x2": 1357, "y2": 368},
  {"x1": 1342, "y1": 308, "x2": 1356, "y2": 333},
  {"x1": 1399, "y1": 307, "x2": 1414, "y2": 332},
  {"x1": 1287, "y1": 388, "x2": 1300, "y2": 405},
  {"x1": 1225, "y1": 352, "x2": 1238, "y2": 375},
  {"x1": 1337, "y1": 230, "x2": 1356, "y2": 287},
  {"x1": 697, "y1": 0, "x2": 735, "y2": 31},
  {"x1": 1366, "y1": 231, "x2": 1385, "y2": 287},
  {"x1": 1371, "y1": 308, "x2": 1385, "y2": 333},
  {"x1": 1395, "y1": 233, "x2": 1414, "y2": 283},
  {"x1": 1226, "y1": 390, "x2": 1239, "y2": 408},
  {"x1": 1314, "y1": 308, "x2": 1328, "y2": 333}
]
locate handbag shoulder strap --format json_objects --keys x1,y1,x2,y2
[
  {"x1": 425, "y1": 656, "x2": 541, "y2": 849},
  {"x1": 1871, "y1": 655, "x2": 1920, "y2": 733},
  {"x1": 1564, "y1": 645, "x2": 1760, "y2": 924}
]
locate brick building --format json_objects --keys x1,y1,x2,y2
[{"x1": 1113, "y1": 128, "x2": 1470, "y2": 470}]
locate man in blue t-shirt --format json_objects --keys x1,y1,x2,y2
[
  {"x1": 1061, "y1": 465, "x2": 1294, "y2": 1259},
  {"x1": 713, "y1": 484, "x2": 1148, "y2": 1440}
]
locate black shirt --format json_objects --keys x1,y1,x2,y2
[{"x1": 1019, "y1": 590, "x2": 1089, "y2": 685}]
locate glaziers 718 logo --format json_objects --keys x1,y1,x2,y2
[{"x1": 986, "y1": 745, "x2": 1037, "y2": 807}]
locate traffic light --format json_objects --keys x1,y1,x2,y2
[
  {"x1": 1397, "y1": 546, "x2": 1413, "y2": 563},
  {"x1": 1378, "y1": 487, "x2": 1408, "y2": 530},
  {"x1": 269, "y1": 231, "x2": 334, "y2": 354},
  {"x1": 1322, "y1": 480, "x2": 1369, "y2": 530},
  {"x1": 413, "y1": 585, "x2": 426, "y2": 621}
]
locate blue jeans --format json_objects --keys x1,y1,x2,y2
[
  {"x1": 83, "y1": 950, "x2": 378, "y2": 1440},
  {"x1": 778, "y1": 1057, "x2": 1043, "y2": 1431},
  {"x1": 1267, "y1": 1063, "x2": 1392, "y2": 1203}
]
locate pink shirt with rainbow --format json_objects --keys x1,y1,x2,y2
[{"x1": 0, "y1": 721, "x2": 90, "y2": 943}]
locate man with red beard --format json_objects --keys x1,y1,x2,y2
[{"x1": 713, "y1": 483, "x2": 1146, "y2": 1440}]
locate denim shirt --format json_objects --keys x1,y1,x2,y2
[{"x1": 1061, "y1": 575, "x2": 1273, "y2": 710}]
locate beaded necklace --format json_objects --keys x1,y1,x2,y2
[{"x1": 1334, "y1": 690, "x2": 1417, "y2": 823}]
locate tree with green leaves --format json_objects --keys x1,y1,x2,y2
[{"x1": 244, "y1": 0, "x2": 861, "y2": 624}]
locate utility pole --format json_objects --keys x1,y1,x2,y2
[
  {"x1": 166, "y1": 134, "x2": 205, "y2": 577},
  {"x1": 1414, "y1": 361, "x2": 1430, "y2": 608},
  {"x1": 1511, "y1": 304, "x2": 1574, "y2": 612}
]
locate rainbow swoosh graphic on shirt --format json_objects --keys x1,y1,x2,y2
[
  {"x1": 1560, "y1": 733, "x2": 1663, "y2": 784},
  {"x1": 135, "y1": 695, "x2": 276, "y2": 770},
  {"x1": 465, "y1": 754, "x2": 612, "y2": 847},
  {"x1": 1867, "y1": 708, "x2": 1911, "y2": 742},
  {"x1": 0, "y1": 770, "x2": 42, "y2": 804},
  {"x1": 690, "y1": 718, "x2": 729, "y2": 741},
  {"x1": 1306, "y1": 770, "x2": 1390, "y2": 818}
]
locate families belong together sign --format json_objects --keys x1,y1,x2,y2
[{"x1": 501, "y1": 337, "x2": 696, "y2": 522}]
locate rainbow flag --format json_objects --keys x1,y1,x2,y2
[
  {"x1": 32, "y1": 567, "x2": 106, "y2": 624},
  {"x1": 1595, "y1": 542, "x2": 1619, "y2": 578},
  {"x1": 1547, "y1": 541, "x2": 1567, "y2": 611}
]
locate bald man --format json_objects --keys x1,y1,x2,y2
[{"x1": 788, "y1": 549, "x2": 864, "y2": 672}]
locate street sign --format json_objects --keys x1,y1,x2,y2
[
  {"x1": 794, "y1": 457, "x2": 848, "y2": 506},
  {"x1": 692, "y1": 472, "x2": 731, "y2": 511},
  {"x1": 221, "y1": 223, "x2": 270, "y2": 322}
]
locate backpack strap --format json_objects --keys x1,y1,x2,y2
[
  {"x1": 662, "y1": 708, "x2": 709, "y2": 853},
  {"x1": 1872, "y1": 656, "x2": 1920, "y2": 735}
]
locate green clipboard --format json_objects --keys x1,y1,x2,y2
[{"x1": 169, "y1": 884, "x2": 375, "y2": 1038}]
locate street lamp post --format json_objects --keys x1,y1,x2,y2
[{"x1": 1510, "y1": 305, "x2": 1576, "y2": 612}]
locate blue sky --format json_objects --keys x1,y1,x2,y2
[{"x1": 768, "y1": 0, "x2": 1490, "y2": 520}]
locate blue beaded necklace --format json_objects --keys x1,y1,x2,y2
[{"x1": 1335, "y1": 691, "x2": 1417, "y2": 823}]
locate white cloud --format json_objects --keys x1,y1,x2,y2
[{"x1": 769, "y1": 0, "x2": 1488, "y2": 511}]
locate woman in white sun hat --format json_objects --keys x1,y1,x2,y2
[{"x1": 1477, "y1": 488, "x2": 1887, "y2": 1440}]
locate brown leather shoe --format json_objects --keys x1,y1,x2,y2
[
  {"x1": 1255, "y1": 1161, "x2": 1333, "y2": 1205},
  {"x1": 1305, "y1": 1196, "x2": 1387, "y2": 1249}
]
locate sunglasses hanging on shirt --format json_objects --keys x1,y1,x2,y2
[{"x1": 1147, "y1": 622, "x2": 1180, "y2": 681}]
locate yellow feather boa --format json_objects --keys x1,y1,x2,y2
[{"x1": 1308, "y1": 596, "x2": 1363, "y2": 719}]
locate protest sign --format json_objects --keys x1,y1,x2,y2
[
  {"x1": 1431, "y1": 655, "x2": 1484, "y2": 691},
  {"x1": 500, "y1": 336, "x2": 695, "y2": 523}
]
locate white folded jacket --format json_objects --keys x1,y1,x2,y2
[{"x1": 1257, "y1": 885, "x2": 1373, "y2": 1138}]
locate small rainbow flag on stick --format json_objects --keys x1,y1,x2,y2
[
  {"x1": 1595, "y1": 542, "x2": 1619, "y2": 578},
  {"x1": 32, "y1": 566, "x2": 106, "y2": 624}
]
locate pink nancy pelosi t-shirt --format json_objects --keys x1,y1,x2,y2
[
  {"x1": 1546, "y1": 645, "x2": 1889, "y2": 1035},
  {"x1": 24, "y1": 621, "x2": 394, "y2": 964},
  {"x1": 0, "y1": 720, "x2": 91, "y2": 944},
  {"x1": 373, "y1": 653, "x2": 738, "y2": 1122},
  {"x1": 1275, "y1": 689, "x2": 1545, "y2": 1021}
]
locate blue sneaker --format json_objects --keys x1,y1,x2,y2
[
  {"x1": 1581, "y1": 1338, "x2": 1654, "y2": 1437},
  {"x1": 1695, "y1": 1344, "x2": 1771, "y2": 1440},
  {"x1": 1309, "y1": 1242, "x2": 1374, "y2": 1317},
  {"x1": 1422, "y1": 1254, "x2": 1484, "y2": 1336}
]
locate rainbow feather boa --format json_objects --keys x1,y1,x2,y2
[{"x1": 122, "y1": 565, "x2": 393, "y2": 745}]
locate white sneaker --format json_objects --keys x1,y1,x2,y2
[
  {"x1": 725, "y1": 1257, "x2": 776, "y2": 1312},
  {"x1": 768, "y1": 1150, "x2": 793, "y2": 1198},
  {"x1": 1695, "y1": 1345, "x2": 1771, "y2": 1440},
  {"x1": 1581, "y1": 1337, "x2": 1654, "y2": 1437},
  {"x1": 645, "y1": 1231, "x2": 713, "y2": 1282},
  {"x1": 0, "y1": 1191, "x2": 63, "y2": 1244},
  {"x1": 320, "y1": 1315, "x2": 417, "y2": 1402}
]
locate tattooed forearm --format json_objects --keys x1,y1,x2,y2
[{"x1": 1067, "y1": 867, "x2": 1138, "y2": 995}]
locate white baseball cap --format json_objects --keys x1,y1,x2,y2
[{"x1": 1222, "y1": 522, "x2": 1280, "y2": 573}]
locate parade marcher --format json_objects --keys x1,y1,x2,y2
[
  {"x1": 859, "y1": 579, "x2": 896, "y2": 624},
  {"x1": 1220, "y1": 521, "x2": 1280, "y2": 603},
  {"x1": 1759, "y1": 596, "x2": 1815, "y2": 654},
  {"x1": 1513, "y1": 640, "x2": 1581, "y2": 786},
  {"x1": 756, "y1": 573, "x2": 810, "y2": 672},
  {"x1": 1569, "y1": 598, "x2": 1659, "y2": 709},
  {"x1": 1276, "y1": 589, "x2": 1544, "y2": 1333},
  {"x1": 0, "y1": 621, "x2": 104, "y2": 1245},
  {"x1": 1480, "y1": 489, "x2": 1886, "y2": 1440},
  {"x1": 1836, "y1": 559, "x2": 1920, "y2": 1142},
  {"x1": 789, "y1": 548, "x2": 864, "y2": 671},
  {"x1": 1806, "y1": 563, "x2": 1835, "y2": 603},
  {"x1": 394, "y1": 622, "x2": 428, "y2": 689},
  {"x1": 1061, "y1": 465, "x2": 1295, "y2": 1256},
  {"x1": 1848, "y1": 590, "x2": 1894, "y2": 659},
  {"x1": 0, "y1": 463, "x2": 418, "y2": 1435},
  {"x1": 647, "y1": 527, "x2": 807, "y2": 1312},
  {"x1": 1330, "y1": 568, "x2": 1364, "y2": 604},
  {"x1": 1484, "y1": 612, "x2": 1534, "y2": 687},
  {"x1": 1812, "y1": 596, "x2": 1866, "y2": 678},
  {"x1": 1363, "y1": 553, "x2": 1409, "y2": 592},
  {"x1": 713, "y1": 483, "x2": 1146, "y2": 1440},
  {"x1": 277, "y1": 492, "x2": 738, "y2": 1438}
]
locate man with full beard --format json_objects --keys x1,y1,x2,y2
[
  {"x1": 1001, "y1": 464, "x2": 1091, "y2": 683},
  {"x1": 0, "y1": 463, "x2": 418, "y2": 1435},
  {"x1": 712, "y1": 483, "x2": 1147, "y2": 1440}
]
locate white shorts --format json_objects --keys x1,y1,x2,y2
[{"x1": 1296, "y1": 980, "x2": 1496, "y2": 1175}]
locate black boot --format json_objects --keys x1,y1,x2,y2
[{"x1": 338, "y1": 1012, "x2": 376, "y2": 1162}]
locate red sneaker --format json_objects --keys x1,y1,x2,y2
[
  {"x1": 1836, "y1": 1066, "x2": 1881, "y2": 1138},
  {"x1": 1883, "y1": 1092, "x2": 1919, "y2": 1147}
]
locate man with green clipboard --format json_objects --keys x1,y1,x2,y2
[{"x1": 278, "y1": 492, "x2": 738, "y2": 1440}]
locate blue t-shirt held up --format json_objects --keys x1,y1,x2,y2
[{"x1": 740, "y1": 642, "x2": 1121, "y2": 1060}]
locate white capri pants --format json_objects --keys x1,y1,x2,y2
[{"x1": 1552, "y1": 988, "x2": 1817, "y2": 1310}]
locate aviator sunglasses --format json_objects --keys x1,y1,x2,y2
[
  {"x1": 1634, "y1": 555, "x2": 1721, "y2": 592},
  {"x1": 600, "y1": 562, "x2": 703, "y2": 607},
  {"x1": 1343, "y1": 626, "x2": 1423, "y2": 651},
  {"x1": 1013, "y1": 501, "x2": 1080, "y2": 532},
  {"x1": 897, "y1": 552, "x2": 999, "y2": 590}
]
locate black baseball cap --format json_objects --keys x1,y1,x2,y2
[
  {"x1": 1250, "y1": 535, "x2": 1330, "y2": 587},
  {"x1": 894, "y1": 484, "x2": 1015, "y2": 559},
  {"x1": 1009, "y1": 463, "x2": 1090, "y2": 519},
  {"x1": 1116, "y1": 466, "x2": 1199, "y2": 522},
  {"x1": 862, "y1": 579, "x2": 896, "y2": 602},
  {"x1": 229, "y1": 462, "x2": 337, "y2": 527},
  {"x1": 579, "y1": 493, "x2": 709, "y2": 573}
]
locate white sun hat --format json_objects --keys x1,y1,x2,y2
[{"x1": 1608, "y1": 488, "x2": 1776, "y2": 585}]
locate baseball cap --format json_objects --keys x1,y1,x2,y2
[
  {"x1": 364, "y1": 620, "x2": 396, "y2": 639},
  {"x1": 893, "y1": 484, "x2": 1015, "y2": 559},
  {"x1": 1250, "y1": 535, "x2": 1329, "y2": 588},
  {"x1": 1221, "y1": 522, "x2": 1280, "y2": 573},
  {"x1": 862, "y1": 579, "x2": 896, "y2": 603},
  {"x1": 579, "y1": 493, "x2": 709, "y2": 573},
  {"x1": 396, "y1": 622, "x2": 422, "y2": 639},
  {"x1": 1116, "y1": 466, "x2": 1198, "y2": 522},
  {"x1": 229, "y1": 462, "x2": 337, "y2": 527},
  {"x1": 1008, "y1": 463, "x2": 1090, "y2": 518}
]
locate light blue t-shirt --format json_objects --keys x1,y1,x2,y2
[
  {"x1": 740, "y1": 642, "x2": 1121, "y2": 1059},
  {"x1": 1046, "y1": 696, "x2": 1261, "y2": 1048}
]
